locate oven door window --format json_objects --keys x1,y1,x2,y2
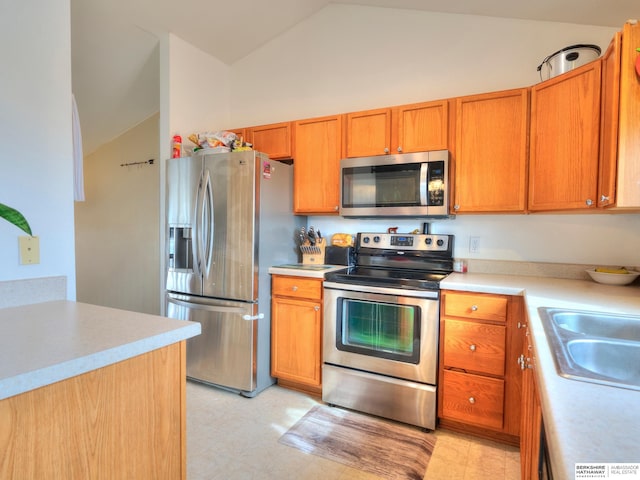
[{"x1": 336, "y1": 298, "x2": 420, "y2": 363}]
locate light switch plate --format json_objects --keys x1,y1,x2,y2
[{"x1": 19, "y1": 236, "x2": 40, "y2": 265}]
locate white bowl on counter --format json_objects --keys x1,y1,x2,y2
[{"x1": 586, "y1": 269, "x2": 640, "y2": 286}]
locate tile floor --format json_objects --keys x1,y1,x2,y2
[{"x1": 187, "y1": 381, "x2": 520, "y2": 479}]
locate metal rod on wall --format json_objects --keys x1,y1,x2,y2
[{"x1": 120, "y1": 159, "x2": 155, "y2": 167}]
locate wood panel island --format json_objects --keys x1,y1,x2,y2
[{"x1": 0, "y1": 300, "x2": 200, "y2": 480}]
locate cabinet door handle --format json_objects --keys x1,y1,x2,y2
[
  {"x1": 453, "y1": 204, "x2": 460, "y2": 211},
  {"x1": 469, "y1": 344, "x2": 477, "y2": 352},
  {"x1": 471, "y1": 305, "x2": 478, "y2": 311},
  {"x1": 314, "y1": 306, "x2": 320, "y2": 311},
  {"x1": 601, "y1": 194, "x2": 610, "y2": 203},
  {"x1": 384, "y1": 147, "x2": 390, "y2": 154},
  {"x1": 397, "y1": 146, "x2": 403, "y2": 153},
  {"x1": 586, "y1": 198, "x2": 594, "y2": 206},
  {"x1": 517, "y1": 321, "x2": 527, "y2": 329},
  {"x1": 468, "y1": 397, "x2": 476, "y2": 404}
]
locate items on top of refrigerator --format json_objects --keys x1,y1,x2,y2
[
  {"x1": 172, "y1": 134, "x2": 182, "y2": 158},
  {"x1": 186, "y1": 130, "x2": 253, "y2": 154}
]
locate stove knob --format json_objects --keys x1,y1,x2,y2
[
  {"x1": 425, "y1": 238, "x2": 432, "y2": 245},
  {"x1": 437, "y1": 239, "x2": 444, "y2": 246},
  {"x1": 363, "y1": 236, "x2": 370, "y2": 244},
  {"x1": 373, "y1": 236, "x2": 380, "y2": 243}
]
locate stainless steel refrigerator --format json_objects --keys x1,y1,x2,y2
[{"x1": 165, "y1": 150, "x2": 304, "y2": 397}]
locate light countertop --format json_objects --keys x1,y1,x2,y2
[
  {"x1": 441, "y1": 273, "x2": 640, "y2": 480},
  {"x1": 0, "y1": 300, "x2": 201, "y2": 401},
  {"x1": 269, "y1": 264, "x2": 348, "y2": 278}
]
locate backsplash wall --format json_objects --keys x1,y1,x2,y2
[{"x1": 308, "y1": 214, "x2": 640, "y2": 267}]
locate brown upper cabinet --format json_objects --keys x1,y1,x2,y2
[
  {"x1": 606, "y1": 21, "x2": 640, "y2": 209},
  {"x1": 528, "y1": 60, "x2": 602, "y2": 211},
  {"x1": 598, "y1": 31, "x2": 622, "y2": 208},
  {"x1": 247, "y1": 121, "x2": 293, "y2": 160},
  {"x1": 293, "y1": 114, "x2": 343, "y2": 215},
  {"x1": 345, "y1": 107, "x2": 392, "y2": 157},
  {"x1": 393, "y1": 100, "x2": 449, "y2": 153},
  {"x1": 345, "y1": 100, "x2": 449, "y2": 158},
  {"x1": 452, "y1": 89, "x2": 529, "y2": 214}
]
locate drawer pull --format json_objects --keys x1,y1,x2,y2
[
  {"x1": 471, "y1": 305, "x2": 478, "y2": 311},
  {"x1": 291, "y1": 285, "x2": 298, "y2": 291},
  {"x1": 468, "y1": 397, "x2": 476, "y2": 404},
  {"x1": 469, "y1": 344, "x2": 477, "y2": 352}
]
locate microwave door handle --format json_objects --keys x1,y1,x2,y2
[{"x1": 420, "y1": 163, "x2": 429, "y2": 206}]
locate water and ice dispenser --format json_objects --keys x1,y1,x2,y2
[{"x1": 168, "y1": 227, "x2": 193, "y2": 270}]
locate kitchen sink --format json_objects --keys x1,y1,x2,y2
[
  {"x1": 538, "y1": 307, "x2": 640, "y2": 391},
  {"x1": 548, "y1": 309, "x2": 640, "y2": 342}
]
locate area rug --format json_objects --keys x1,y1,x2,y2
[{"x1": 278, "y1": 405, "x2": 436, "y2": 479}]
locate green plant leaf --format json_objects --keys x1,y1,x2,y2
[{"x1": 0, "y1": 203, "x2": 32, "y2": 236}]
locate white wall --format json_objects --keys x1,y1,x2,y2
[
  {"x1": 161, "y1": 33, "x2": 231, "y2": 161},
  {"x1": 221, "y1": 4, "x2": 639, "y2": 266},
  {"x1": 0, "y1": 0, "x2": 76, "y2": 295},
  {"x1": 158, "y1": 34, "x2": 231, "y2": 311},
  {"x1": 228, "y1": 5, "x2": 617, "y2": 126},
  {"x1": 75, "y1": 114, "x2": 160, "y2": 313}
]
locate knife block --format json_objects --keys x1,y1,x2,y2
[{"x1": 301, "y1": 238, "x2": 326, "y2": 265}]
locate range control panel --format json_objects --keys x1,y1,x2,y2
[{"x1": 357, "y1": 232, "x2": 452, "y2": 252}]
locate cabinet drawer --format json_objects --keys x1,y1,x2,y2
[
  {"x1": 272, "y1": 276, "x2": 322, "y2": 300},
  {"x1": 443, "y1": 292, "x2": 508, "y2": 322},
  {"x1": 443, "y1": 319, "x2": 506, "y2": 375},
  {"x1": 441, "y1": 370, "x2": 504, "y2": 430}
]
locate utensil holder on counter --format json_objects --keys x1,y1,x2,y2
[{"x1": 301, "y1": 238, "x2": 326, "y2": 265}]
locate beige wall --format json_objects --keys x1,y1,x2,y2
[{"x1": 75, "y1": 113, "x2": 160, "y2": 314}]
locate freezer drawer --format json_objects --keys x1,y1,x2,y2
[{"x1": 166, "y1": 293, "x2": 258, "y2": 393}]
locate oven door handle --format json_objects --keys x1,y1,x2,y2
[{"x1": 323, "y1": 281, "x2": 439, "y2": 299}]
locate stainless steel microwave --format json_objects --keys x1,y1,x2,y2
[{"x1": 339, "y1": 150, "x2": 450, "y2": 218}]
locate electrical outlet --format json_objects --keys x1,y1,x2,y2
[
  {"x1": 19, "y1": 236, "x2": 40, "y2": 265},
  {"x1": 469, "y1": 236, "x2": 480, "y2": 254}
]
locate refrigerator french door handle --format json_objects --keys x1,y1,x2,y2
[
  {"x1": 167, "y1": 296, "x2": 248, "y2": 315},
  {"x1": 192, "y1": 171, "x2": 204, "y2": 276},
  {"x1": 195, "y1": 170, "x2": 210, "y2": 275},
  {"x1": 202, "y1": 169, "x2": 214, "y2": 271}
]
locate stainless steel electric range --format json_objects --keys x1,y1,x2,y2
[{"x1": 322, "y1": 232, "x2": 454, "y2": 430}]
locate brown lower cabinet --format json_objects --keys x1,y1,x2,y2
[
  {"x1": 520, "y1": 328, "x2": 543, "y2": 480},
  {"x1": 438, "y1": 290, "x2": 524, "y2": 446},
  {"x1": 0, "y1": 342, "x2": 187, "y2": 479},
  {"x1": 271, "y1": 274, "x2": 323, "y2": 395}
]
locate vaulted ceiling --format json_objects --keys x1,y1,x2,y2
[{"x1": 70, "y1": 0, "x2": 639, "y2": 154}]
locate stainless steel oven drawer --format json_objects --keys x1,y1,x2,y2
[{"x1": 322, "y1": 364, "x2": 437, "y2": 430}]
